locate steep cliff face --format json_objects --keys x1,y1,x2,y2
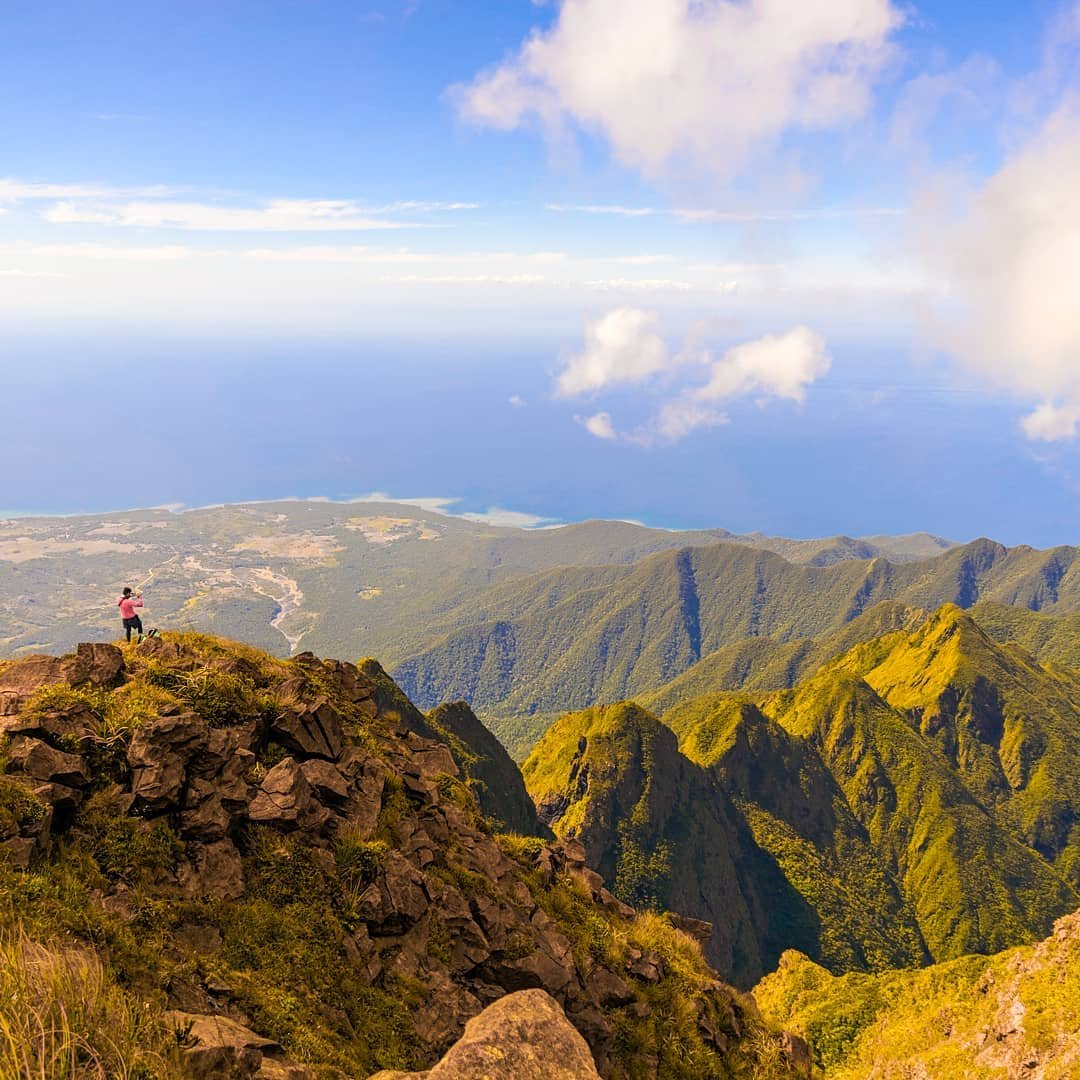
[
  {"x1": 522, "y1": 702, "x2": 794, "y2": 987},
  {"x1": 755, "y1": 909, "x2": 1080, "y2": 1078},
  {"x1": 0, "y1": 634, "x2": 807, "y2": 1080},
  {"x1": 669, "y1": 698, "x2": 928, "y2": 975},
  {"x1": 425, "y1": 700, "x2": 549, "y2": 838},
  {"x1": 525, "y1": 607, "x2": 1080, "y2": 992}
]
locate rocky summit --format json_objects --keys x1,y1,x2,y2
[{"x1": 0, "y1": 633, "x2": 809, "y2": 1079}]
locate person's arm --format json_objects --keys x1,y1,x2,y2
[{"x1": 134, "y1": 596, "x2": 144, "y2": 608}]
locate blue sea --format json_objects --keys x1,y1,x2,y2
[{"x1": 2, "y1": 332, "x2": 1077, "y2": 547}]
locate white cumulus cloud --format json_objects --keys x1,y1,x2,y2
[
  {"x1": 696, "y1": 326, "x2": 832, "y2": 403},
  {"x1": 554, "y1": 307, "x2": 674, "y2": 396},
  {"x1": 455, "y1": 0, "x2": 903, "y2": 179},
  {"x1": 637, "y1": 326, "x2": 830, "y2": 443},
  {"x1": 914, "y1": 104, "x2": 1080, "y2": 441},
  {"x1": 556, "y1": 311, "x2": 831, "y2": 444},
  {"x1": 579, "y1": 411, "x2": 618, "y2": 439}
]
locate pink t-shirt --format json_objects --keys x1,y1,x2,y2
[{"x1": 118, "y1": 596, "x2": 143, "y2": 619}]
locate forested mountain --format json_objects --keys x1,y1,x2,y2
[
  {"x1": 522, "y1": 607, "x2": 1080, "y2": 988},
  {"x1": 393, "y1": 538, "x2": 1079, "y2": 728}
]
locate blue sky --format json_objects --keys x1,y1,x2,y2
[{"x1": 0, "y1": 0, "x2": 1078, "y2": 544}]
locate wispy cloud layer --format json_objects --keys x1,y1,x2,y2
[
  {"x1": 0, "y1": 179, "x2": 479, "y2": 233},
  {"x1": 547, "y1": 203, "x2": 905, "y2": 222},
  {"x1": 0, "y1": 179, "x2": 172, "y2": 200},
  {"x1": 43, "y1": 198, "x2": 435, "y2": 232}
]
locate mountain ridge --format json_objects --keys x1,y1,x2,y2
[
  {"x1": 522, "y1": 605, "x2": 1080, "y2": 989},
  {"x1": 394, "y1": 538, "x2": 1079, "y2": 721}
]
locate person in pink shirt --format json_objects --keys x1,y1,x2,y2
[{"x1": 118, "y1": 587, "x2": 144, "y2": 643}]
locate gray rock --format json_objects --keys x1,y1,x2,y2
[
  {"x1": 270, "y1": 679, "x2": 345, "y2": 760},
  {"x1": 5, "y1": 736, "x2": 90, "y2": 788},
  {"x1": 247, "y1": 758, "x2": 330, "y2": 833},
  {"x1": 128, "y1": 712, "x2": 209, "y2": 810},
  {"x1": 366, "y1": 989, "x2": 601, "y2": 1079}
]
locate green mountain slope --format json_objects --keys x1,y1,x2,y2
[
  {"x1": 522, "y1": 608, "x2": 1080, "y2": 989},
  {"x1": 521, "y1": 702, "x2": 785, "y2": 987},
  {"x1": 640, "y1": 601, "x2": 928, "y2": 716},
  {"x1": 759, "y1": 667, "x2": 1077, "y2": 960},
  {"x1": 822, "y1": 605, "x2": 1080, "y2": 887},
  {"x1": 668, "y1": 697, "x2": 928, "y2": 975},
  {"x1": 972, "y1": 600, "x2": 1080, "y2": 668},
  {"x1": 754, "y1": 909, "x2": 1080, "y2": 1078},
  {"x1": 395, "y1": 539, "x2": 1079, "y2": 716}
]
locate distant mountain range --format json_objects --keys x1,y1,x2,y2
[
  {"x1": 390, "y1": 537, "x2": 1077, "y2": 749},
  {"x1": 0, "y1": 499, "x2": 958, "y2": 662}
]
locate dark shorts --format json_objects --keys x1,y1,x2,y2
[{"x1": 123, "y1": 615, "x2": 143, "y2": 630}]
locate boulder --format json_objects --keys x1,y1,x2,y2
[
  {"x1": 178, "y1": 840, "x2": 245, "y2": 901},
  {"x1": 4, "y1": 736, "x2": 90, "y2": 788},
  {"x1": 627, "y1": 950, "x2": 665, "y2": 984},
  {"x1": 0, "y1": 645, "x2": 124, "y2": 720},
  {"x1": 358, "y1": 850, "x2": 430, "y2": 934},
  {"x1": 586, "y1": 965, "x2": 634, "y2": 1008},
  {"x1": 322, "y1": 659, "x2": 378, "y2": 710},
  {"x1": 0, "y1": 701, "x2": 99, "y2": 745},
  {"x1": 0, "y1": 655, "x2": 70, "y2": 716},
  {"x1": 128, "y1": 712, "x2": 209, "y2": 810},
  {"x1": 337, "y1": 749, "x2": 387, "y2": 839},
  {"x1": 299, "y1": 759, "x2": 350, "y2": 805},
  {"x1": 33, "y1": 781, "x2": 83, "y2": 814},
  {"x1": 170, "y1": 1010, "x2": 315, "y2": 1079},
  {"x1": 67, "y1": 643, "x2": 125, "y2": 688},
  {"x1": 366, "y1": 989, "x2": 601, "y2": 1079},
  {"x1": 180, "y1": 785, "x2": 233, "y2": 842},
  {"x1": 247, "y1": 758, "x2": 330, "y2": 833},
  {"x1": 405, "y1": 735, "x2": 459, "y2": 780},
  {"x1": 270, "y1": 679, "x2": 345, "y2": 760}
]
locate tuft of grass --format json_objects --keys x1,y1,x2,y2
[
  {"x1": 73, "y1": 789, "x2": 185, "y2": 887},
  {"x1": 141, "y1": 662, "x2": 271, "y2": 727},
  {"x1": 0, "y1": 925, "x2": 181, "y2": 1079},
  {"x1": 494, "y1": 832, "x2": 547, "y2": 864},
  {"x1": 0, "y1": 776, "x2": 47, "y2": 838},
  {"x1": 99, "y1": 683, "x2": 182, "y2": 741}
]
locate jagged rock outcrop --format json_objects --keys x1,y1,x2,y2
[
  {"x1": 0, "y1": 633, "x2": 806, "y2": 1079},
  {"x1": 426, "y1": 700, "x2": 550, "y2": 837},
  {"x1": 368, "y1": 989, "x2": 602, "y2": 1079}
]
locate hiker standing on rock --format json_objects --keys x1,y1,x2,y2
[{"x1": 118, "y1": 587, "x2": 144, "y2": 643}]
